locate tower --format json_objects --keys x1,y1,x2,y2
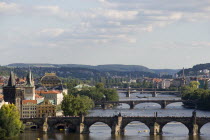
[
  {"x1": 3, "y1": 71, "x2": 17, "y2": 104},
  {"x1": 182, "y1": 67, "x2": 186, "y2": 86},
  {"x1": 24, "y1": 70, "x2": 35, "y2": 100}
]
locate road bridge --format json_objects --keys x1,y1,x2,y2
[
  {"x1": 95, "y1": 99, "x2": 186, "y2": 109},
  {"x1": 118, "y1": 89, "x2": 180, "y2": 97},
  {"x1": 20, "y1": 112, "x2": 209, "y2": 135}
]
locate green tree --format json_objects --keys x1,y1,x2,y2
[
  {"x1": 0, "y1": 104, "x2": 23, "y2": 138},
  {"x1": 95, "y1": 83, "x2": 104, "y2": 89},
  {"x1": 189, "y1": 81, "x2": 200, "y2": 90},
  {"x1": 61, "y1": 95, "x2": 94, "y2": 116},
  {"x1": 68, "y1": 83, "x2": 119, "y2": 102}
]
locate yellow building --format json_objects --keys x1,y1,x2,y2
[{"x1": 36, "y1": 100, "x2": 56, "y2": 118}]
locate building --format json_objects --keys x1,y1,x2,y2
[
  {"x1": 36, "y1": 100, "x2": 56, "y2": 118},
  {"x1": 40, "y1": 73, "x2": 62, "y2": 87},
  {"x1": 3, "y1": 71, "x2": 18, "y2": 104},
  {"x1": 35, "y1": 94, "x2": 44, "y2": 104},
  {"x1": 2, "y1": 71, "x2": 64, "y2": 118},
  {"x1": 35, "y1": 90, "x2": 64, "y2": 105},
  {"x1": 22, "y1": 100, "x2": 37, "y2": 118},
  {"x1": 23, "y1": 71, "x2": 35, "y2": 100},
  {"x1": 160, "y1": 79, "x2": 172, "y2": 89}
]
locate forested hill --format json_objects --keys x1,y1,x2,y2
[
  {"x1": 0, "y1": 66, "x2": 158, "y2": 80},
  {"x1": 177, "y1": 63, "x2": 210, "y2": 76},
  {"x1": 7, "y1": 63, "x2": 151, "y2": 72},
  {"x1": 4, "y1": 63, "x2": 180, "y2": 78}
]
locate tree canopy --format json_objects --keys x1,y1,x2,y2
[
  {"x1": 61, "y1": 94, "x2": 94, "y2": 116},
  {"x1": 0, "y1": 104, "x2": 23, "y2": 139},
  {"x1": 181, "y1": 81, "x2": 210, "y2": 110},
  {"x1": 69, "y1": 83, "x2": 119, "y2": 102}
]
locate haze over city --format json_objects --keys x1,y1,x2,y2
[{"x1": 1, "y1": 0, "x2": 210, "y2": 69}]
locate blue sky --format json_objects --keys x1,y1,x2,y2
[{"x1": 1, "y1": 0, "x2": 210, "y2": 69}]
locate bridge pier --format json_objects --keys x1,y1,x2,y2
[
  {"x1": 102, "y1": 103, "x2": 107, "y2": 109},
  {"x1": 129, "y1": 101, "x2": 135, "y2": 109},
  {"x1": 149, "y1": 122, "x2": 162, "y2": 135},
  {"x1": 76, "y1": 114, "x2": 90, "y2": 134},
  {"x1": 161, "y1": 100, "x2": 166, "y2": 109},
  {"x1": 189, "y1": 111, "x2": 199, "y2": 135},
  {"x1": 76, "y1": 123, "x2": 89, "y2": 134},
  {"x1": 189, "y1": 124, "x2": 199, "y2": 135},
  {"x1": 42, "y1": 116, "x2": 48, "y2": 133},
  {"x1": 152, "y1": 91, "x2": 157, "y2": 97},
  {"x1": 126, "y1": 90, "x2": 131, "y2": 97},
  {"x1": 111, "y1": 114, "x2": 123, "y2": 135}
]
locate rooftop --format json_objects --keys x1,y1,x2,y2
[
  {"x1": 22, "y1": 100, "x2": 37, "y2": 105},
  {"x1": 35, "y1": 90, "x2": 62, "y2": 94}
]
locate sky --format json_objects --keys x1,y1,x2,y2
[{"x1": 1, "y1": 0, "x2": 210, "y2": 69}]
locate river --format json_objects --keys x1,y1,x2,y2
[{"x1": 7, "y1": 92, "x2": 210, "y2": 140}]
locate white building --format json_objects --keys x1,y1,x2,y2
[
  {"x1": 35, "y1": 90, "x2": 64, "y2": 105},
  {"x1": 160, "y1": 79, "x2": 172, "y2": 89}
]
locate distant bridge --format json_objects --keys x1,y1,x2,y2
[
  {"x1": 21, "y1": 112, "x2": 209, "y2": 135},
  {"x1": 117, "y1": 89, "x2": 180, "y2": 97},
  {"x1": 95, "y1": 99, "x2": 188, "y2": 109}
]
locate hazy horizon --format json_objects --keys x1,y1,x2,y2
[{"x1": 1, "y1": 0, "x2": 210, "y2": 69}]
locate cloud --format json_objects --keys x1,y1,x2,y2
[
  {"x1": 0, "y1": 2, "x2": 21, "y2": 14},
  {"x1": 1, "y1": 0, "x2": 210, "y2": 52},
  {"x1": 191, "y1": 42, "x2": 210, "y2": 48},
  {"x1": 39, "y1": 28, "x2": 65, "y2": 37}
]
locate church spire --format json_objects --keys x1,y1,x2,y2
[
  {"x1": 182, "y1": 67, "x2": 185, "y2": 78},
  {"x1": 182, "y1": 67, "x2": 186, "y2": 85},
  {"x1": 26, "y1": 70, "x2": 34, "y2": 86},
  {"x1": 7, "y1": 71, "x2": 16, "y2": 86}
]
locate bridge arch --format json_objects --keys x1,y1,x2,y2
[
  {"x1": 122, "y1": 121, "x2": 150, "y2": 135},
  {"x1": 55, "y1": 123, "x2": 67, "y2": 130},
  {"x1": 199, "y1": 122, "x2": 210, "y2": 134},
  {"x1": 24, "y1": 122, "x2": 39, "y2": 129},
  {"x1": 134, "y1": 102, "x2": 161, "y2": 109},
  {"x1": 161, "y1": 121, "x2": 189, "y2": 135},
  {"x1": 165, "y1": 102, "x2": 183, "y2": 109},
  {"x1": 88, "y1": 122, "x2": 111, "y2": 134},
  {"x1": 50, "y1": 121, "x2": 77, "y2": 132},
  {"x1": 117, "y1": 103, "x2": 130, "y2": 109}
]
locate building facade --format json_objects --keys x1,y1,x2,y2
[
  {"x1": 36, "y1": 90, "x2": 64, "y2": 105},
  {"x1": 36, "y1": 100, "x2": 56, "y2": 118},
  {"x1": 22, "y1": 100, "x2": 37, "y2": 118}
]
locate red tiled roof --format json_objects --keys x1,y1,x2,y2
[
  {"x1": 22, "y1": 100, "x2": 37, "y2": 104},
  {"x1": 153, "y1": 78, "x2": 162, "y2": 83},
  {"x1": 35, "y1": 90, "x2": 61, "y2": 94}
]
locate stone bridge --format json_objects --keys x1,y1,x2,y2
[
  {"x1": 118, "y1": 89, "x2": 181, "y2": 97},
  {"x1": 95, "y1": 100, "x2": 188, "y2": 109},
  {"x1": 20, "y1": 112, "x2": 210, "y2": 135}
]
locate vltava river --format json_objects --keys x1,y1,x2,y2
[{"x1": 7, "y1": 92, "x2": 210, "y2": 140}]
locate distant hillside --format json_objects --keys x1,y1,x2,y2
[
  {"x1": 152, "y1": 69, "x2": 180, "y2": 75},
  {"x1": 7, "y1": 63, "x2": 56, "y2": 68},
  {"x1": 177, "y1": 63, "x2": 210, "y2": 76},
  {"x1": 1, "y1": 66, "x2": 158, "y2": 80},
  {"x1": 7, "y1": 63, "x2": 152, "y2": 72}
]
